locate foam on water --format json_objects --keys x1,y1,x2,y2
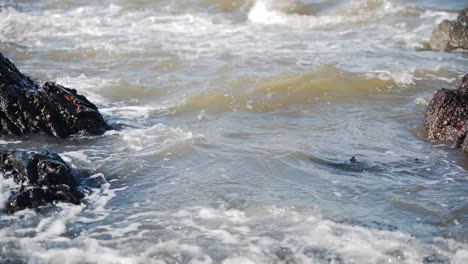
[
  {"x1": 60, "y1": 150, "x2": 94, "y2": 167},
  {"x1": 420, "y1": 9, "x2": 457, "y2": 23},
  {"x1": 0, "y1": 139, "x2": 22, "y2": 145},
  {"x1": 0, "y1": 177, "x2": 18, "y2": 211},
  {"x1": 247, "y1": 0, "x2": 420, "y2": 29},
  {"x1": 365, "y1": 69, "x2": 417, "y2": 86},
  {"x1": 0, "y1": 0, "x2": 460, "y2": 76},
  {"x1": 4, "y1": 205, "x2": 465, "y2": 263},
  {"x1": 0, "y1": 171, "x2": 126, "y2": 263},
  {"x1": 150, "y1": 206, "x2": 468, "y2": 263},
  {"x1": 76, "y1": 173, "x2": 126, "y2": 223},
  {"x1": 0, "y1": 4, "x2": 123, "y2": 48},
  {"x1": 248, "y1": 1, "x2": 341, "y2": 29},
  {"x1": 414, "y1": 97, "x2": 429, "y2": 106},
  {"x1": 1, "y1": 0, "x2": 468, "y2": 263},
  {"x1": 0, "y1": 4, "x2": 229, "y2": 55},
  {"x1": 120, "y1": 123, "x2": 194, "y2": 157},
  {"x1": 101, "y1": 105, "x2": 167, "y2": 120},
  {"x1": 52, "y1": 75, "x2": 171, "y2": 124},
  {"x1": 53, "y1": 75, "x2": 112, "y2": 105}
]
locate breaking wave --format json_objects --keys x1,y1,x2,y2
[
  {"x1": 2, "y1": 205, "x2": 467, "y2": 263},
  {"x1": 173, "y1": 65, "x2": 459, "y2": 114},
  {"x1": 247, "y1": 0, "x2": 423, "y2": 29}
]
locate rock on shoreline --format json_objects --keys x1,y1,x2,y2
[
  {"x1": 425, "y1": 74, "x2": 468, "y2": 152},
  {"x1": 0, "y1": 52, "x2": 109, "y2": 138},
  {"x1": 1, "y1": 150, "x2": 83, "y2": 213},
  {"x1": 429, "y1": 8, "x2": 468, "y2": 52}
]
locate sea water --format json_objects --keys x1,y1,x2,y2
[{"x1": 0, "y1": 0, "x2": 467, "y2": 263}]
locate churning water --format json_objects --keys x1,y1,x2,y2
[{"x1": 0, "y1": 0, "x2": 467, "y2": 263}]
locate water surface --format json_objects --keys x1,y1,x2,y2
[{"x1": 0, "y1": 0, "x2": 468, "y2": 263}]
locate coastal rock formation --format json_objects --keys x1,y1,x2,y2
[
  {"x1": 425, "y1": 74, "x2": 468, "y2": 151},
  {"x1": 0, "y1": 150, "x2": 82, "y2": 213},
  {"x1": 429, "y1": 8, "x2": 468, "y2": 52},
  {"x1": 0, "y1": 52, "x2": 109, "y2": 138}
]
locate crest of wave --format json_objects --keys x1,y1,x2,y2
[{"x1": 247, "y1": 0, "x2": 418, "y2": 29}]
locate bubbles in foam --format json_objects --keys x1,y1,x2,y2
[
  {"x1": 365, "y1": 69, "x2": 416, "y2": 86},
  {"x1": 0, "y1": 177, "x2": 19, "y2": 211},
  {"x1": 101, "y1": 105, "x2": 167, "y2": 120},
  {"x1": 420, "y1": 10, "x2": 457, "y2": 23},
  {"x1": 0, "y1": 140, "x2": 22, "y2": 145},
  {"x1": 247, "y1": 0, "x2": 342, "y2": 29},
  {"x1": 60, "y1": 150, "x2": 92, "y2": 164},
  {"x1": 1, "y1": 0, "x2": 467, "y2": 263},
  {"x1": 223, "y1": 256, "x2": 257, "y2": 264},
  {"x1": 0, "y1": 171, "x2": 126, "y2": 263},
  {"x1": 76, "y1": 173, "x2": 126, "y2": 223},
  {"x1": 35, "y1": 203, "x2": 84, "y2": 239},
  {"x1": 247, "y1": 0, "x2": 419, "y2": 30},
  {"x1": 415, "y1": 97, "x2": 429, "y2": 106},
  {"x1": 120, "y1": 123, "x2": 194, "y2": 156},
  {"x1": 1, "y1": 182, "x2": 467, "y2": 263},
  {"x1": 54, "y1": 74, "x2": 112, "y2": 105},
  {"x1": 36, "y1": 205, "x2": 465, "y2": 263},
  {"x1": 0, "y1": 0, "x2": 458, "y2": 77}
]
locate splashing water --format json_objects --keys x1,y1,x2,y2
[{"x1": 0, "y1": 0, "x2": 468, "y2": 263}]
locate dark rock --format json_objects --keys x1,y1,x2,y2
[
  {"x1": 425, "y1": 74, "x2": 468, "y2": 151},
  {"x1": 0, "y1": 52, "x2": 109, "y2": 138},
  {"x1": 429, "y1": 8, "x2": 468, "y2": 52},
  {"x1": 0, "y1": 150, "x2": 82, "y2": 213}
]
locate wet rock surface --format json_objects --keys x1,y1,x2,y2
[
  {"x1": 429, "y1": 8, "x2": 468, "y2": 52},
  {"x1": 425, "y1": 73, "x2": 468, "y2": 151},
  {"x1": 0, "y1": 150, "x2": 83, "y2": 213},
  {"x1": 0, "y1": 52, "x2": 109, "y2": 138}
]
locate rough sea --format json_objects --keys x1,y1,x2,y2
[{"x1": 0, "y1": 0, "x2": 467, "y2": 263}]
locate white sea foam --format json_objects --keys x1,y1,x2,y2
[
  {"x1": 15, "y1": 205, "x2": 464, "y2": 263},
  {"x1": 0, "y1": 5, "x2": 123, "y2": 47},
  {"x1": 120, "y1": 123, "x2": 194, "y2": 156},
  {"x1": 53, "y1": 74, "x2": 113, "y2": 105},
  {"x1": 420, "y1": 10, "x2": 457, "y2": 22},
  {"x1": 0, "y1": 0, "x2": 457, "y2": 75},
  {"x1": 76, "y1": 173, "x2": 127, "y2": 223},
  {"x1": 30, "y1": 239, "x2": 138, "y2": 264},
  {"x1": 163, "y1": 206, "x2": 468, "y2": 263},
  {"x1": 1, "y1": 1, "x2": 467, "y2": 263},
  {"x1": 247, "y1": 0, "x2": 414, "y2": 29},
  {"x1": 60, "y1": 150, "x2": 92, "y2": 164},
  {"x1": 247, "y1": 0, "x2": 345, "y2": 29},
  {"x1": 415, "y1": 97, "x2": 429, "y2": 106},
  {"x1": 0, "y1": 140, "x2": 22, "y2": 145},
  {"x1": 100, "y1": 105, "x2": 166, "y2": 119},
  {"x1": 0, "y1": 177, "x2": 19, "y2": 211},
  {"x1": 0, "y1": 172, "x2": 124, "y2": 263},
  {"x1": 1, "y1": 186, "x2": 467, "y2": 263},
  {"x1": 365, "y1": 67, "x2": 461, "y2": 88},
  {"x1": 0, "y1": 4, "x2": 232, "y2": 58},
  {"x1": 35, "y1": 203, "x2": 85, "y2": 239},
  {"x1": 53, "y1": 76, "x2": 171, "y2": 122},
  {"x1": 364, "y1": 69, "x2": 416, "y2": 87}
]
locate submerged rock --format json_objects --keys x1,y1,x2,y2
[
  {"x1": 425, "y1": 73, "x2": 468, "y2": 151},
  {"x1": 0, "y1": 52, "x2": 109, "y2": 138},
  {"x1": 429, "y1": 8, "x2": 468, "y2": 52},
  {"x1": 0, "y1": 150, "x2": 82, "y2": 213}
]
